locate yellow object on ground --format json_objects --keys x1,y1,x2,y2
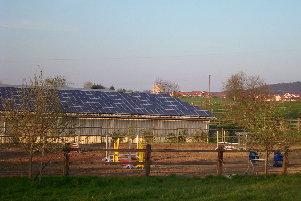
[
  {"x1": 136, "y1": 136, "x2": 145, "y2": 168},
  {"x1": 113, "y1": 138, "x2": 120, "y2": 162}
]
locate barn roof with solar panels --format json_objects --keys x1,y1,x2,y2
[{"x1": 0, "y1": 86, "x2": 212, "y2": 119}]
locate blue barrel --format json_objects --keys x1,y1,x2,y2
[{"x1": 273, "y1": 151, "x2": 283, "y2": 167}]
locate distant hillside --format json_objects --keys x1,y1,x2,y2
[{"x1": 268, "y1": 82, "x2": 301, "y2": 94}]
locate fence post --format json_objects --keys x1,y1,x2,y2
[
  {"x1": 282, "y1": 148, "x2": 289, "y2": 175},
  {"x1": 145, "y1": 144, "x2": 152, "y2": 177},
  {"x1": 217, "y1": 145, "x2": 224, "y2": 176},
  {"x1": 64, "y1": 144, "x2": 70, "y2": 176}
]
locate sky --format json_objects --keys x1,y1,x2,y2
[{"x1": 0, "y1": 0, "x2": 300, "y2": 91}]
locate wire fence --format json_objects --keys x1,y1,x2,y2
[
  {"x1": 0, "y1": 124, "x2": 300, "y2": 177},
  {"x1": 1, "y1": 142, "x2": 301, "y2": 177}
]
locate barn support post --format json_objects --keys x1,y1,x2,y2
[
  {"x1": 145, "y1": 144, "x2": 152, "y2": 177},
  {"x1": 216, "y1": 130, "x2": 219, "y2": 147},
  {"x1": 282, "y1": 147, "x2": 289, "y2": 175},
  {"x1": 221, "y1": 128, "x2": 226, "y2": 143},
  {"x1": 176, "y1": 128, "x2": 179, "y2": 150},
  {"x1": 217, "y1": 145, "x2": 224, "y2": 176},
  {"x1": 63, "y1": 144, "x2": 70, "y2": 176},
  {"x1": 127, "y1": 128, "x2": 131, "y2": 161},
  {"x1": 105, "y1": 135, "x2": 108, "y2": 160},
  {"x1": 205, "y1": 124, "x2": 209, "y2": 143}
]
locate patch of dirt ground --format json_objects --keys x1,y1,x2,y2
[{"x1": 1, "y1": 143, "x2": 301, "y2": 177}]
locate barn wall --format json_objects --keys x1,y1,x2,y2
[
  {"x1": 74, "y1": 117, "x2": 208, "y2": 135},
  {"x1": 0, "y1": 116, "x2": 210, "y2": 144},
  {"x1": 69, "y1": 117, "x2": 209, "y2": 144}
]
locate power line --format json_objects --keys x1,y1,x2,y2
[{"x1": 2, "y1": 48, "x2": 301, "y2": 63}]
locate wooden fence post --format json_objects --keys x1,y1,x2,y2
[
  {"x1": 217, "y1": 145, "x2": 224, "y2": 176},
  {"x1": 64, "y1": 144, "x2": 70, "y2": 176},
  {"x1": 282, "y1": 148, "x2": 289, "y2": 175},
  {"x1": 145, "y1": 144, "x2": 152, "y2": 177}
]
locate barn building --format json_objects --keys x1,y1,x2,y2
[{"x1": 0, "y1": 86, "x2": 212, "y2": 143}]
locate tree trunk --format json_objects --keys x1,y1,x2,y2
[
  {"x1": 38, "y1": 147, "x2": 45, "y2": 183},
  {"x1": 29, "y1": 151, "x2": 33, "y2": 179},
  {"x1": 282, "y1": 148, "x2": 289, "y2": 175},
  {"x1": 264, "y1": 150, "x2": 269, "y2": 175},
  {"x1": 217, "y1": 145, "x2": 224, "y2": 176},
  {"x1": 64, "y1": 149, "x2": 70, "y2": 176},
  {"x1": 144, "y1": 144, "x2": 151, "y2": 177}
]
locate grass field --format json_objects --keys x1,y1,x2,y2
[
  {"x1": 1, "y1": 175, "x2": 300, "y2": 201},
  {"x1": 281, "y1": 101, "x2": 301, "y2": 119},
  {"x1": 180, "y1": 96, "x2": 301, "y2": 118}
]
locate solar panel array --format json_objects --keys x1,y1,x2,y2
[
  {"x1": 0, "y1": 87, "x2": 22, "y2": 110},
  {"x1": 0, "y1": 87, "x2": 212, "y2": 117}
]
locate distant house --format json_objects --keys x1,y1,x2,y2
[
  {"x1": 266, "y1": 93, "x2": 300, "y2": 102},
  {"x1": 173, "y1": 91, "x2": 226, "y2": 99},
  {"x1": 211, "y1": 92, "x2": 226, "y2": 99},
  {"x1": 173, "y1": 91, "x2": 207, "y2": 97},
  {"x1": 283, "y1": 93, "x2": 300, "y2": 101}
]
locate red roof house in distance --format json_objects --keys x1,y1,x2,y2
[{"x1": 172, "y1": 91, "x2": 207, "y2": 97}]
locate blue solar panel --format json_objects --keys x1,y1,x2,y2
[{"x1": 0, "y1": 87, "x2": 212, "y2": 117}]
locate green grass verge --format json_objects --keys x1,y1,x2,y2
[{"x1": 1, "y1": 175, "x2": 300, "y2": 201}]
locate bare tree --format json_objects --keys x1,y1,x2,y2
[
  {"x1": 224, "y1": 72, "x2": 267, "y2": 101},
  {"x1": 83, "y1": 81, "x2": 93, "y2": 89},
  {"x1": 1, "y1": 72, "x2": 70, "y2": 179},
  {"x1": 117, "y1": 88, "x2": 127, "y2": 93},
  {"x1": 84, "y1": 81, "x2": 106, "y2": 89},
  {"x1": 152, "y1": 79, "x2": 180, "y2": 94},
  {"x1": 45, "y1": 76, "x2": 67, "y2": 88},
  {"x1": 91, "y1": 83, "x2": 106, "y2": 89}
]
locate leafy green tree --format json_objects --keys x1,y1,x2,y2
[{"x1": 224, "y1": 72, "x2": 300, "y2": 174}]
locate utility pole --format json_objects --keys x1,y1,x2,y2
[{"x1": 208, "y1": 74, "x2": 212, "y2": 104}]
